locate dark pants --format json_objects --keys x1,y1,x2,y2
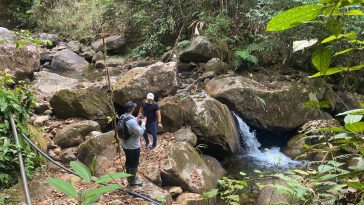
[
  {"x1": 143, "y1": 121, "x2": 158, "y2": 147},
  {"x1": 123, "y1": 148, "x2": 140, "y2": 168}
]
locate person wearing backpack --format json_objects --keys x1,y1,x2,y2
[
  {"x1": 138, "y1": 93, "x2": 163, "y2": 150},
  {"x1": 118, "y1": 101, "x2": 147, "y2": 186}
]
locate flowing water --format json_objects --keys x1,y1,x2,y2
[{"x1": 230, "y1": 112, "x2": 301, "y2": 171}]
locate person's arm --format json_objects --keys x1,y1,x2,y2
[
  {"x1": 127, "y1": 118, "x2": 146, "y2": 137},
  {"x1": 156, "y1": 104, "x2": 163, "y2": 128}
]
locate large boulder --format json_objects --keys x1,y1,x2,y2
[
  {"x1": 91, "y1": 35, "x2": 126, "y2": 54},
  {"x1": 51, "y1": 49, "x2": 89, "y2": 71},
  {"x1": 113, "y1": 62, "x2": 178, "y2": 105},
  {"x1": 49, "y1": 87, "x2": 113, "y2": 129},
  {"x1": 206, "y1": 75, "x2": 332, "y2": 132},
  {"x1": 159, "y1": 95, "x2": 196, "y2": 133},
  {"x1": 0, "y1": 27, "x2": 40, "y2": 79},
  {"x1": 161, "y1": 142, "x2": 224, "y2": 193},
  {"x1": 159, "y1": 95, "x2": 240, "y2": 155},
  {"x1": 174, "y1": 127, "x2": 198, "y2": 146},
  {"x1": 54, "y1": 120, "x2": 100, "y2": 148},
  {"x1": 77, "y1": 131, "x2": 118, "y2": 165},
  {"x1": 178, "y1": 36, "x2": 219, "y2": 63},
  {"x1": 33, "y1": 71, "x2": 80, "y2": 100},
  {"x1": 132, "y1": 176, "x2": 173, "y2": 205},
  {"x1": 190, "y1": 95, "x2": 240, "y2": 155}
]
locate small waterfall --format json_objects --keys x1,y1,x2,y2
[{"x1": 233, "y1": 112, "x2": 301, "y2": 169}]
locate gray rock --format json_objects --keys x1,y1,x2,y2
[
  {"x1": 161, "y1": 142, "x2": 222, "y2": 193},
  {"x1": 80, "y1": 46, "x2": 95, "y2": 62},
  {"x1": 40, "y1": 51, "x2": 55, "y2": 64},
  {"x1": 131, "y1": 176, "x2": 173, "y2": 205},
  {"x1": 0, "y1": 42, "x2": 40, "y2": 79},
  {"x1": 33, "y1": 71, "x2": 79, "y2": 100},
  {"x1": 95, "y1": 60, "x2": 106, "y2": 69},
  {"x1": 78, "y1": 131, "x2": 118, "y2": 166},
  {"x1": 202, "y1": 155, "x2": 226, "y2": 179},
  {"x1": 85, "y1": 131, "x2": 102, "y2": 140},
  {"x1": 51, "y1": 49, "x2": 89, "y2": 71},
  {"x1": 203, "y1": 58, "x2": 229, "y2": 75},
  {"x1": 60, "y1": 148, "x2": 77, "y2": 164},
  {"x1": 93, "y1": 156, "x2": 112, "y2": 176},
  {"x1": 54, "y1": 120, "x2": 100, "y2": 148},
  {"x1": 178, "y1": 36, "x2": 219, "y2": 63},
  {"x1": 49, "y1": 87, "x2": 113, "y2": 129},
  {"x1": 168, "y1": 186, "x2": 183, "y2": 197},
  {"x1": 34, "y1": 102, "x2": 51, "y2": 114},
  {"x1": 206, "y1": 75, "x2": 333, "y2": 131},
  {"x1": 33, "y1": 115, "x2": 50, "y2": 126},
  {"x1": 174, "y1": 127, "x2": 198, "y2": 146},
  {"x1": 143, "y1": 163, "x2": 162, "y2": 186},
  {"x1": 66, "y1": 40, "x2": 81, "y2": 53},
  {"x1": 176, "y1": 193, "x2": 210, "y2": 205},
  {"x1": 113, "y1": 62, "x2": 178, "y2": 106},
  {"x1": 92, "y1": 51, "x2": 106, "y2": 63},
  {"x1": 39, "y1": 33, "x2": 59, "y2": 48},
  {"x1": 91, "y1": 35, "x2": 127, "y2": 54}
]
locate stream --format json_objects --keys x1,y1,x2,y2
[{"x1": 224, "y1": 113, "x2": 301, "y2": 176}]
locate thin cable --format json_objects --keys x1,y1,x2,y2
[
  {"x1": 18, "y1": 130, "x2": 162, "y2": 205},
  {"x1": 10, "y1": 114, "x2": 32, "y2": 205}
]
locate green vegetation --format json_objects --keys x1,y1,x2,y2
[
  {"x1": 47, "y1": 161, "x2": 130, "y2": 205},
  {"x1": 0, "y1": 72, "x2": 41, "y2": 189},
  {"x1": 204, "y1": 0, "x2": 364, "y2": 204}
]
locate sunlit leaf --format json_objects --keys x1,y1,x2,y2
[
  {"x1": 345, "y1": 122, "x2": 364, "y2": 133},
  {"x1": 345, "y1": 9, "x2": 364, "y2": 15},
  {"x1": 344, "y1": 114, "x2": 363, "y2": 124},
  {"x1": 266, "y1": 5, "x2": 324, "y2": 31},
  {"x1": 292, "y1": 39, "x2": 318, "y2": 53},
  {"x1": 95, "y1": 172, "x2": 131, "y2": 184},
  {"x1": 321, "y1": 34, "x2": 344, "y2": 44},
  {"x1": 70, "y1": 161, "x2": 91, "y2": 183},
  {"x1": 203, "y1": 189, "x2": 218, "y2": 199},
  {"x1": 47, "y1": 178, "x2": 78, "y2": 199},
  {"x1": 312, "y1": 47, "x2": 332, "y2": 73},
  {"x1": 333, "y1": 48, "x2": 353, "y2": 56},
  {"x1": 318, "y1": 165, "x2": 334, "y2": 173}
]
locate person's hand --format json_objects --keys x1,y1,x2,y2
[
  {"x1": 158, "y1": 122, "x2": 163, "y2": 128},
  {"x1": 142, "y1": 117, "x2": 147, "y2": 125}
]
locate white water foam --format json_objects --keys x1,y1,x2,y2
[{"x1": 233, "y1": 112, "x2": 301, "y2": 169}]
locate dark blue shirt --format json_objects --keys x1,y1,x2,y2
[{"x1": 142, "y1": 101, "x2": 160, "y2": 123}]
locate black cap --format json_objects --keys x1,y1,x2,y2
[{"x1": 124, "y1": 101, "x2": 137, "y2": 112}]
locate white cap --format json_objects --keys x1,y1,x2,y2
[{"x1": 146, "y1": 93, "x2": 154, "y2": 100}]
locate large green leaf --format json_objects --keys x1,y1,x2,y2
[
  {"x1": 345, "y1": 122, "x2": 364, "y2": 133},
  {"x1": 47, "y1": 178, "x2": 78, "y2": 199},
  {"x1": 95, "y1": 172, "x2": 131, "y2": 184},
  {"x1": 83, "y1": 184, "x2": 120, "y2": 202},
  {"x1": 344, "y1": 114, "x2": 363, "y2": 124},
  {"x1": 292, "y1": 39, "x2": 318, "y2": 53},
  {"x1": 70, "y1": 161, "x2": 91, "y2": 183},
  {"x1": 337, "y1": 109, "x2": 364, "y2": 116},
  {"x1": 266, "y1": 5, "x2": 324, "y2": 31},
  {"x1": 311, "y1": 47, "x2": 333, "y2": 73}
]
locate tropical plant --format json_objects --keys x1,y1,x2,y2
[{"x1": 47, "y1": 161, "x2": 131, "y2": 205}]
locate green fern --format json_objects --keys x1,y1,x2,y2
[{"x1": 235, "y1": 43, "x2": 264, "y2": 65}]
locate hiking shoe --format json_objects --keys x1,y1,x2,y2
[
  {"x1": 145, "y1": 143, "x2": 152, "y2": 148},
  {"x1": 149, "y1": 144, "x2": 158, "y2": 150}
]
